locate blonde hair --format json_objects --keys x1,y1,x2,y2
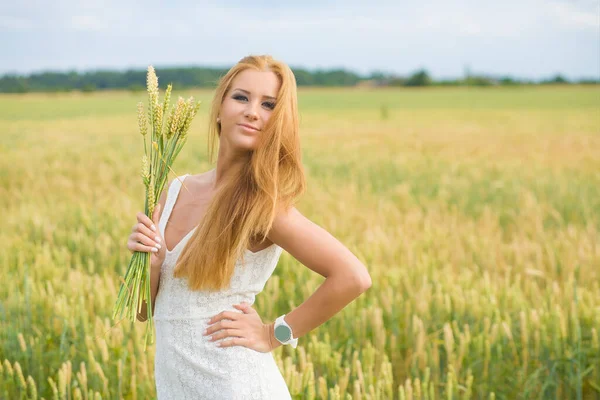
[{"x1": 173, "y1": 54, "x2": 306, "y2": 291}]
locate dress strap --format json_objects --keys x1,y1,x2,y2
[{"x1": 158, "y1": 174, "x2": 189, "y2": 237}]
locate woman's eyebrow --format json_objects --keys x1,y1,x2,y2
[{"x1": 233, "y1": 88, "x2": 276, "y2": 101}]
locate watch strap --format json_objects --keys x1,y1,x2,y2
[{"x1": 275, "y1": 315, "x2": 298, "y2": 348}]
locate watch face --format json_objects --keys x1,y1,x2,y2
[{"x1": 274, "y1": 325, "x2": 291, "y2": 342}]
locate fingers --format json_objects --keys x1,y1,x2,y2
[
  {"x1": 127, "y1": 240, "x2": 159, "y2": 254},
  {"x1": 233, "y1": 303, "x2": 253, "y2": 313},
  {"x1": 209, "y1": 311, "x2": 242, "y2": 324},
  {"x1": 131, "y1": 220, "x2": 157, "y2": 239},
  {"x1": 127, "y1": 235, "x2": 161, "y2": 253},
  {"x1": 208, "y1": 328, "x2": 244, "y2": 342},
  {"x1": 136, "y1": 211, "x2": 157, "y2": 233},
  {"x1": 130, "y1": 230, "x2": 161, "y2": 248},
  {"x1": 127, "y1": 210, "x2": 164, "y2": 254},
  {"x1": 205, "y1": 319, "x2": 237, "y2": 336},
  {"x1": 217, "y1": 337, "x2": 250, "y2": 348}
]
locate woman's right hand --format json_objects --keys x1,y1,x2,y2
[{"x1": 127, "y1": 203, "x2": 166, "y2": 269}]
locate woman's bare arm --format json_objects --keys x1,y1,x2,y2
[{"x1": 265, "y1": 206, "x2": 372, "y2": 346}]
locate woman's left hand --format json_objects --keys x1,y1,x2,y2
[{"x1": 204, "y1": 302, "x2": 274, "y2": 353}]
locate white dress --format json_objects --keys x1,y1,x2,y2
[{"x1": 153, "y1": 174, "x2": 292, "y2": 400}]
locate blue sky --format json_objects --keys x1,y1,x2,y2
[{"x1": 1, "y1": 0, "x2": 598, "y2": 80}]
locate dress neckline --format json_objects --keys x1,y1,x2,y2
[
  {"x1": 165, "y1": 225, "x2": 199, "y2": 254},
  {"x1": 166, "y1": 229, "x2": 276, "y2": 256},
  {"x1": 163, "y1": 174, "x2": 278, "y2": 256}
]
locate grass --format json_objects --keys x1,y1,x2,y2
[{"x1": 0, "y1": 85, "x2": 599, "y2": 399}]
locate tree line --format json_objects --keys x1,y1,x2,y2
[{"x1": 0, "y1": 66, "x2": 597, "y2": 93}]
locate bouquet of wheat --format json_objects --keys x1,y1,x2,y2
[{"x1": 112, "y1": 66, "x2": 201, "y2": 349}]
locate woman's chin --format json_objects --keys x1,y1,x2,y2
[
  {"x1": 221, "y1": 132, "x2": 259, "y2": 153},
  {"x1": 231, "y1": 137, "x2": 258, "y2": 153}
]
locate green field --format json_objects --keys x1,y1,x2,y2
[{"x1": 1, "y1": 86, "x2": 599, "y2": 399}]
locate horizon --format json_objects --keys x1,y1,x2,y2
[{"x1": 0, "y1": 63, "x2": 595, "y2": 83}]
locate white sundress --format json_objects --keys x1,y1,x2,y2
[{"x1": 153, "y1": 174, "x2": 292, "y2": 400}]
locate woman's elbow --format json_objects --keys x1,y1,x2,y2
[
  {"x1": 357, "y1": 273, "x2": 372, "y2": 293},
  {"x1": 350, "y1": 266, "x2": 372, "y2": 293}
]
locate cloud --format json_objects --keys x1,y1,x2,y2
[
  {"x1": 547, "y1": 1, "x2": 600, "y2": 30},
  {"x1": 0, "y1": 0, "x2": 598, "y2": 79}
]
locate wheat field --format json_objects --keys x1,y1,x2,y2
[{"x1": 1, "y1": 86, "x2": 599, "y2": 399}]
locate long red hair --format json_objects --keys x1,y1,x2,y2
[{"x1": 173, "y1": 55, "x2": 306, "y2": 291}]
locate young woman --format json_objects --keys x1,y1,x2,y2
[{"x1": 127, "y1": 55, "x2": 372, "y2": 399}]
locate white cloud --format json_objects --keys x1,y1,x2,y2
[
  {"x1": 547, "y1": 1, "x2": 600, "y2": 30},
  {"x1": 0, "y1": 0, "x2": 597, "y2": 79}
]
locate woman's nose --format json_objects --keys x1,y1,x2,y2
[{"x1": 244, "y1": 102, "x2": 259, "y2": 120}]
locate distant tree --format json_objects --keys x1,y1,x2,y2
[
  {"x1": 464, "y1": 76, "x2": 495, "y2": 86},
  {"x1": 540, "y1": 74, "x2": 570, "y2": 84},
  {"x1": 551, "y1": 74, "x2": 568, "y2": 83},
  {"x1": 128, "y1": 84, "x2": 145, "y2": 93},
  {"x1": 437, "y1": 79, "x2": 461, "y2": 86},
  {"x1": 1, "y1": 64, "x2": 591, "y2": 93},
  {"x1": 577, "y1": 78, "x2": 600, "y2": 85},
  {"x1": 311, "y1": 68, "x2": 361, "y2": 86},
  {"x1": 81, "y1": 84, "x2": 97, "y2": 93},
  {"x1": 499, "y1": 76, "x2": 519, "y2": 85},
  {"x1": 0, "y1": 75, "x2": 29, "y2": 92},
  {"x1": 292, "y1": 69, "x2": 315, "y2": 85},
  {"x1": 404, "y1": 69, "x2": 432, "y2": 86}
]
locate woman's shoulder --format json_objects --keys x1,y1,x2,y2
[
  {"x1": 185, "y1": 169, "x2": 215, "y2": 186},
  {"x1": 175, "y1": 169, "x2": 217, "y2": 204},
  {"x1": 159, "y1": 170, "x2": 213, "y2": 206}
]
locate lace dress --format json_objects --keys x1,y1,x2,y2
[{"x1": 153, "y1": 174, "x2": 291, "y2": 400}]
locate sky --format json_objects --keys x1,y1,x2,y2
[{"x1": 1, "y1": 0, "x2": 599, "y2": 80}]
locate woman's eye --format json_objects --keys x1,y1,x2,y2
[{"x1": 232, "y1": 94, "x2": 274, "y2": 110}]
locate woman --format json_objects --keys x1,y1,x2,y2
[{"x1": 127, "y1": 55, "x2": 372, "y2": 399}]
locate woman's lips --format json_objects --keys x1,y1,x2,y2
[{"x1": 238, "y1": 123, "x2": 259, "y2": 132}]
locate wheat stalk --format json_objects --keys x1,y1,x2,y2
[{"x1": 112, "y1": 65, "x2": 201, "y2": 349}]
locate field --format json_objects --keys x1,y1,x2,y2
[{"x1": 1, "y1": 85, "x2": 599, "y2": 399}]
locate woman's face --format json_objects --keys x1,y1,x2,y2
[{"x1": 218, "y1": 69, "x2": 280, "y2": 153}]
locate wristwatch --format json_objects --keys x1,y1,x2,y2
[{"x1": 274, "y1": 315, "x2": 298, "y2": 348}]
